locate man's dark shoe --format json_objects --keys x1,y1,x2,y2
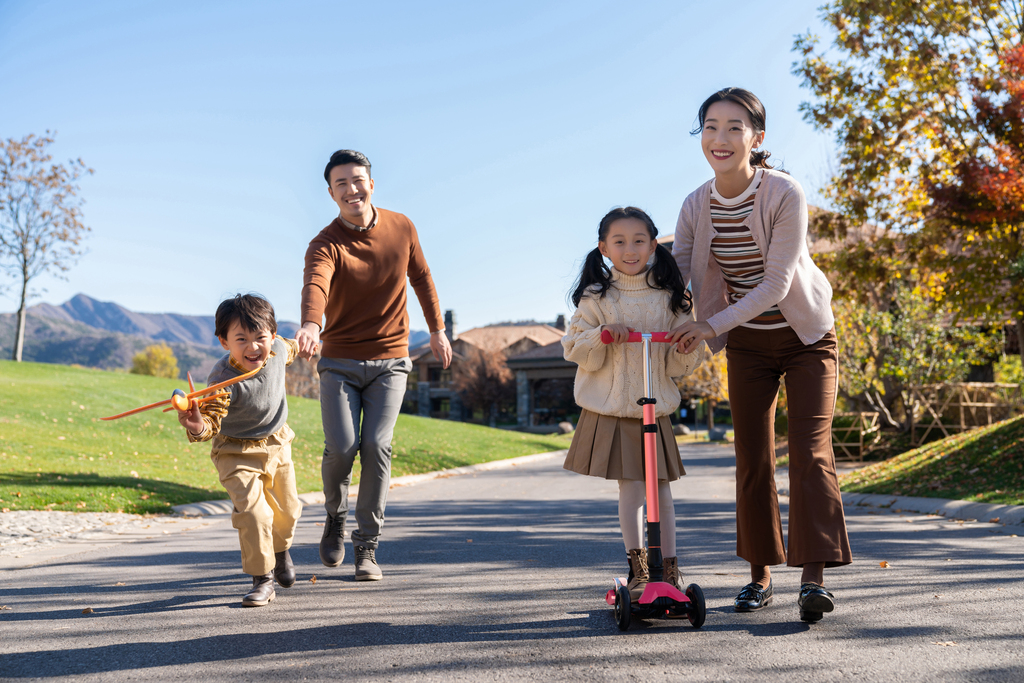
[
  {"x1": 319, "y1": 513, "x2": 345, "y2": 567},
  {"x1": 274, "y1": 549, "x2": 295, "y2": 588},
  {"x1": 734, "y1": 580, "x2": 773, "y2": 612},
  {"x1": 242, "y1": 573, "x2": 275, "y2": 607},
  {"x1": 798, "y1": 582, "x2": 835, "y2": 623},
  {"x1": 354, "y1": 545, "x2": 383, "y2": 581}
]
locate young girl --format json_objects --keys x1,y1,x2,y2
[{"x1": 562, "y1": 206, "x2": 703, "y2": 599}]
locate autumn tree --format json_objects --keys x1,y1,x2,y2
[
  {"x1": 793, "y1": 2, "x2": 1024, "y2": 332},
  {"x1": 834, "y1": 287, "x2": 1002, "y2": 429},
  {"x1": 451, "y1": 346, "x2": 515, "y2": 427},
  {"x1": 131, "y1": 343, "x2": 179, "y2": 379},
  {"x1": 0, "y1": 132, "x2": 92, "y2": 361},
  {"x1": 676, "y1": 347, "x2": 728, "y2": 430},
  {"x1": 926, "y1": 43, "x2": 1024, "y2": 358}
]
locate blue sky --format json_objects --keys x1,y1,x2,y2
[{"x1": 0, "y1": 0, "x2": 835, "y2": 332}]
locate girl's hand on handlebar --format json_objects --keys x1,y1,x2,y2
[
  {"x1": 601, "y1": 324, "x2": 634, "y2": 344},
  {"x1": 669, "y1": 321, "x2": 715, "y2": 354}
]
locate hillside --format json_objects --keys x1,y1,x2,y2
[{"x1": 840, "y1": 416, "x2": 1024, "y2": 505}]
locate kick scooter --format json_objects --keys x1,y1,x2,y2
[{"x1": 600, "y1": 330, "x2": 706, "y2": 631}]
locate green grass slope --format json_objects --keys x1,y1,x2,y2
[
  {"x1": 840, "y1": 416, "x2": 1024, "y2": 505},
  {"x1": 0, "y1": 360, "x2": 571, "y2": 514}
]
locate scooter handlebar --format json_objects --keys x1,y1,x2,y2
[{"x1": 600, "y1": 330, "x2": 674, "y2": 344}]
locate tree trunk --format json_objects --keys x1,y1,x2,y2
[
  {"x1": 489, "y1": 402, "x2": 498, "y2": 428},
  {"x1": 706, "y1": 399, "x2": 716, "y2": 431},
  {"x1": 12, "y1": 276, "x2": 27, "y2": 362},
  {"x1": 1016, "y1": 315, "x2": 1024, "y2": 371}
]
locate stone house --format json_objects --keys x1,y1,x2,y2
[{"x1": 406, "y1": 311, "x2": 567, "y2": 421}]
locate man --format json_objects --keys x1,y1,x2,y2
[{"x1": 297, "y1": 149, "x2": 452, "y2": 581}]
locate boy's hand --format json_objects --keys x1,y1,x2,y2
[
  {"x1": 296, "y1": 322, "x2": 321, "y2": 360},
  {"x1": 601, "y1": 324, "x2": 634, "y2": 344},
  {"x1": 177, "y1": 401, "x2": 204, "y2": 436}
]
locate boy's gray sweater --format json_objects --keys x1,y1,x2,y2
[{"x1": 207, "y1": 337, "x2": 289, "y2": 440}]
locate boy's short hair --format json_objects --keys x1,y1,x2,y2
[
  {"x1": 215, "y1": 294, "x2": 278, "y2": 339},
  {"x1": 324, "y1": 149, "x2": 371, "y2": 185}
]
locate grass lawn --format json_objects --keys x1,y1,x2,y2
[
  {"x1": 0, "y1": 360, "x2": 572, "y2": 515},
  {"x1": 839, "y1": 416, "x2": 1024, "y2": 505}
]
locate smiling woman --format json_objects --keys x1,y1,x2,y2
[{"x1": 670, "y1": 87, "x2": 851, "y2": 625}]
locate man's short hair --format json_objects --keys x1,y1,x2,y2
[
  {"x1": 215, "y1": 294, "x2": 278, "y2": 339},
  {"x1": 324, "y1": 149, "x2": 372, "y2": 185}
]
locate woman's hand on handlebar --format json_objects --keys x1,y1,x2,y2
[
  {"x1": 600, "y1": 324, "x2": 634, "y2": 344},
  {"x1": 667, "y1": 320, "x2": 715, "y2": 354}
]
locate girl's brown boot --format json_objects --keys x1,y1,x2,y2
[
  {"x1": 626, "y1": 548, "x2": 648, "y2": 601},
  {"x1": 664, "y1": 556, "x2": 683, "y2": 591}
]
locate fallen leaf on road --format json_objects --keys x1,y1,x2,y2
[
  {"x1": 932, "y1": 641, "x2": 957, "y2": 647},
  {"x1": 989, "y1": 518, "x2": 1000, "y2": 523},
  {"x1": 0, "y1": 605, "x2": 10, "y2": 610},
  {"x1": 81, "y1": 608, "x2": 94, "y2": 614},
  {"x1": 879, "y1": 561, "x2": 891, "y2": 568},
  {"x1": 466, "y1": 539, "x2": 473, "y2": 543},
  {"x1": 314, "y1": 522, "x2": 324, "y2": 527},
  {"x1": 310, "y1": 575, "x2": 317, "y2": 584},
  {"x1": 114, "y1": 582, "x2": 126, "y2": 586},
  {"x1": 1, "y1": 509, "x2": 8, "y2": 513},
  {"x1": 933, "y1": 594, "x2": 943, "y2": 599}
]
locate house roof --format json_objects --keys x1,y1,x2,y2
[
  {"x1": 507, "y1": 340, "x2": 566, "y2": 362},
  {"x1": 456, "y1": 324, "x2": 564, "y2": 354}
]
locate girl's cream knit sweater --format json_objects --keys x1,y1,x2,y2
[{"x1": 562, "y1": 268, "x2": 704, "y2": 419}]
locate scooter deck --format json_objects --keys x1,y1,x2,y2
[{"x1": 606, "y1": 577, "x2": 693, "y2": 609}]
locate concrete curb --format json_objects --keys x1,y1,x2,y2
[
  {"x1": 171, "y1": 449, "x2": 568, "y2": 517},
  {"x1": 839, "y1": 491, "x2": 1024, "y2": 526}
]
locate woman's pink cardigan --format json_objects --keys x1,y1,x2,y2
[{"x1": 672, "y1": 169, "x2": 834, "y2": 354}]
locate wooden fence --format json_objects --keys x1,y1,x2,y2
[
  {"x1": 831, "y1": 411, "x2": 882, "y2": 462},
  {"x1": 908, "y1": 383, "x2": 1024, "y2": 447}
]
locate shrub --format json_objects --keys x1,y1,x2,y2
[{"x1": 131, "y1": 343, "x2": 179, "y2": 379}]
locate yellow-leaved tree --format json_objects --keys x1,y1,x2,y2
[{"x1": 131, "y1": 343, "x2": 179, "y2": 379}]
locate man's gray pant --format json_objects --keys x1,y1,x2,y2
[{"x1": 317, "y1": 356, "x2": 412, "y2": 549}]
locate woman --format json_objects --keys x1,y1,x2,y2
[{"x1": 672, "y1": 87, "x2": 851, "y2": 623}]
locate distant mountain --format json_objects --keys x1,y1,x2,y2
[
  {"x1": 28, "y1": 293, "x2": 301, "y2": 347},
  {"x1": 0, "y1": 310, "x2": 224, "y2": 379},
  {"x1": 0, "y1": 294, "x2": 429, "y2": 378}
]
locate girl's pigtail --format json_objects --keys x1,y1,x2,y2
[
  {"x1": 647, "y1": 243, "x2": 692, "y2": 315},
  {"x1": 570, "y1": 247, "x2": 612, "y2": 308}
]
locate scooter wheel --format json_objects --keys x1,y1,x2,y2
[
  {"x1": 614, "y1": 585, "x2": 631, "y2": 631},
  {"x1": 685, "y1": 583, "x2": 706, "y2": 629}
]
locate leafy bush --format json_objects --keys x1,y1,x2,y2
[{"x1": 130, "y1": 343, "x2": 179, "y2": 379}]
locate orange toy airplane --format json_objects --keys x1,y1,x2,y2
[{"x1": 101, "y1": 367, "x2": 260, "y2": 421}]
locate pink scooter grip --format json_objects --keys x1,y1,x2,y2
[{"x1": 600, "y1": 330, "x2": 673, "y2": 344}]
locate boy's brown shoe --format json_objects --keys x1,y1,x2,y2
[
  {"x1": 274, "y1": 549, "x2": 295, "y2": 588},
  {"x1": 242, "y1": 573, "x2": 275, "y2": 607},
  {"x1": 354, "y1": 545, "x2": 383, "y2": 581},
  {"x1": 320, "y1": 513, "x2": 345, "y2": 567}
]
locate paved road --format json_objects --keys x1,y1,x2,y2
[{"x1": 1, "y1": 445, "x2": 1022, "y2": 682}]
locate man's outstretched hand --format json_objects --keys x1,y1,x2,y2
[
  {"x1": 296, "y1": 322, "x2": 321, "y2": 360},
  {"x1": 431, "y1": 330, "x2": 452, "y2": 369}
]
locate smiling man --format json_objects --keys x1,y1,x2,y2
[{"x1": 297, "y1": 149, "x2": 452, "y2": 581}]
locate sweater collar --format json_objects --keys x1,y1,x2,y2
[{"x1": 610, "y1": 266, "x2": 651, "y2": 292}]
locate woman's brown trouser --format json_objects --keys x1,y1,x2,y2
[{"x1": 727, "y1": 326, "x2": 852, "y2": 568}]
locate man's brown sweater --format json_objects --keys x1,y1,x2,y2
[{"x1": 301, "y1": 208, "x2": 444, "y2": 360}]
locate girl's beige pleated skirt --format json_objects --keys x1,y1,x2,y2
[{"x1": 563, "y1": 408, "x2": 685, "y2": 481}]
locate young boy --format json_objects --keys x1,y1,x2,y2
[{"x1": 177, "y1": 293, "x2": 302, "y2": 607}]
